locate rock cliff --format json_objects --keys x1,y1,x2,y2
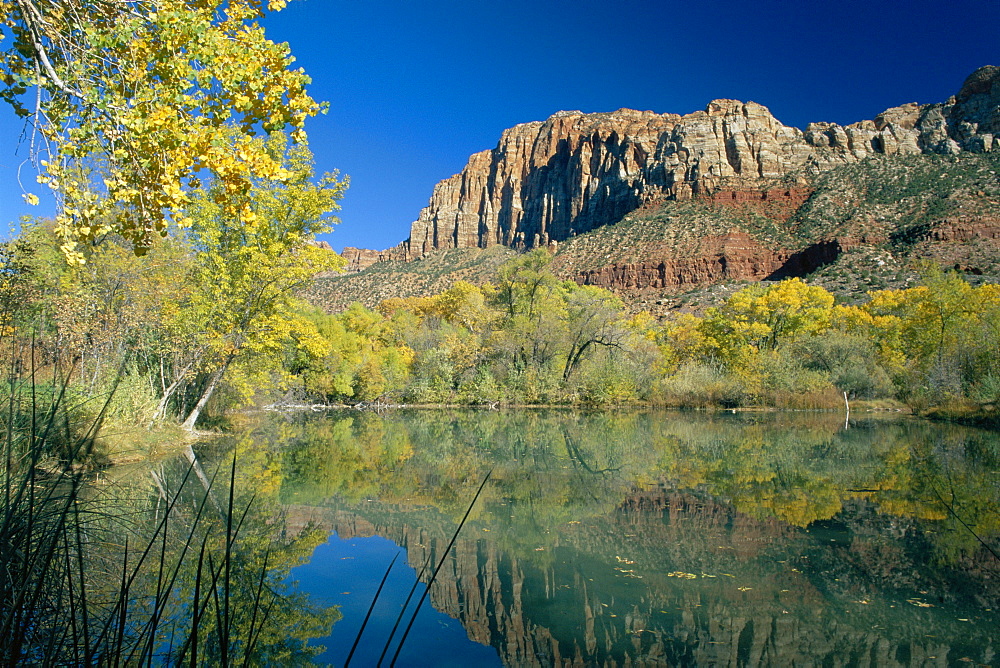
[
  {"x1": 400, "y1": 66, "x2": 999, "y2": 257},
  {"x1": 314, "y1": 67, "x2": 1000, "y2": 313}
]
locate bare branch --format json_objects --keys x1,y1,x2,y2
[{"x1": 13, "y1": 0, "x2": 86, "y2": 98}]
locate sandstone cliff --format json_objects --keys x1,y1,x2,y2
[
  {"x1": 401, "y1": 66, "x2": 999, "y2": 257},
  {"x1": 314, "y1": 67, "x2": 1000, "y2": 313}
]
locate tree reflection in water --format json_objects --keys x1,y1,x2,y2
[
  {"x1": 251, "y1": 409, "x2": 999, "y2": 666},
  {"x1": 46, "y1": 438, "x2": 341, "y2": 665}
]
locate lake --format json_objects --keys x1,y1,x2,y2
[{"x1": 202, "y1": 408, "x2": 999, "y2": 666}]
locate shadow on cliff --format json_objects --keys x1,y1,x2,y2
[
  {"x1": 765, "y1": 239, "x2": 845, "y2": 281},
  {"x1": 516, "y1": 136, "x2": 653, "y2": 247}
]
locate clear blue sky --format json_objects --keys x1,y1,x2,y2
[{"x1": 0, "y1": 0, "x2": 997, "y2": 251}]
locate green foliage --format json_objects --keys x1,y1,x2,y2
[
  {"x1": 169, "y1": 136, "x2": 345, "y2": 427},
  {"x1": 7, "y1": 208, "x2": 999, "y2": 419},
  {"x1": 297, "y1": 252, "x2": 660, "y2": 406},
  {"x1": 794, "y1": 330, "x2": 894, "y2": 399},
  {"x1": 291, "y1": 257, "x2": 1000, "y2": 413},
  {"x1": 1, "y1": 138, "x2": 345, "y2": 430}
]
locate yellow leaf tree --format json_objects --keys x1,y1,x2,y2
[
  {"x1": 0, "y1": 0, "x2": 321, "y2": 262},
  {"x1": 700, "y1": 278, "x2": 835, "y2": 361},
  {"x1": 163, "y1": 137, "x2": 345, "y2": 429}
]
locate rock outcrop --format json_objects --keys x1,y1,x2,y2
[
  {"x1": 311, "y1": 68, "x2": 1000, "y2": 314},
  {"x1": 339, "y1": 246, "x2": 387, "y2": 272},
  {"x1": 572, "y1": 233, "x2": 861, "y2": 290},
  {"x1": 399, "y1": 66, "x2": 999, "y2": 257}
]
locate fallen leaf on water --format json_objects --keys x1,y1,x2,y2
[{"x1": 907, "y1": 599, "x2": 934, "y2": 608}]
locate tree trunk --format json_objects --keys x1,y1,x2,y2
[
  {"x1": 181, "y1": 443, "x2": 225, "y2": 518},
  {"x1": 148, "y1": 357, "x2": 200, "y2": 428},
  {"x1": 181, "y1": 355, "x2": 233, "y2": 431}
]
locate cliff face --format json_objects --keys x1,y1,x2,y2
[
  {"x1": 572, "y1": 233, "x2": 856, "y2": 291},
  {"x1": 402, "y1": 66, "x2": 999, "y2": 257},
  {"x1": 314, "y1": 67, "x2": 1000, "y2": 313}
]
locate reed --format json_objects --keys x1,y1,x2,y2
[{"x1": 0, "y1": 347, "x2": 314, "y2": 664}]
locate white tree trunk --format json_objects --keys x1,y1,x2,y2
[{"x1": 181, "y1": 357, "x2": 231, "y2": 431}]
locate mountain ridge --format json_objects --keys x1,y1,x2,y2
[{"x1": 313, "y1": 67, "x2": 1000, "y2": 314}]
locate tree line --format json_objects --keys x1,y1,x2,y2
[{"x1": 295, "y1": 252, "x2": 1000, "y2": 413}]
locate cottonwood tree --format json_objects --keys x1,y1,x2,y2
[
  {"x1": 0, "y1": 0, "x2": 320, "y2": 262},
  {"x1": 700, "y1": 278, "x2": 835, "y2": 361},
  {"x1": 561, "y1": 284, "x2": 627, "y2": 382},
  {"x1": 859, "y1": 265, "x2": 1000, "y2": 401},
  {"x1": 163, "y1": 137, "x2": 344, "y2": 430},
  {"x1": 491, "y1": 249, "x2": 566, "y2": 375}
]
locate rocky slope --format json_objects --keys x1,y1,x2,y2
[{"x1": 309, "y1": 67, "x2": 1000, "y2": 313}]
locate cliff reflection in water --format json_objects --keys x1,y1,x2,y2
[{"x1": 270, "y1": 409, "x2": 1000, "y2": 666}]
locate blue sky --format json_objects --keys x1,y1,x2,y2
[{"x1": 0, "y1": 0, "x2": 997, "y2": 251}]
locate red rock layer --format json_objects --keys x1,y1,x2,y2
[{"x1": 576, "y1": 232, "x2": 786, "y2": 290}]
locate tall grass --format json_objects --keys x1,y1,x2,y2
[{"x1": 0, "y1": 339, "x2": 331, "y2": 664}]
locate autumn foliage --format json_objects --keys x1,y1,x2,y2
[
  {"x1": 0, "y1": 0, "x2": 321, "y2": 261},
  {"x1": 293, "y1": 253, "x2": 1000, "y2": 414}
]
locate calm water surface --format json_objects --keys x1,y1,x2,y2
[{"x1": 250, "y1": 409, "x2": 1000, "y2": 666}]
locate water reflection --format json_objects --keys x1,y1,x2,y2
[
  {"x1": 262, "y1": 409, "x2": 1000, "y2": 665},
  {"x1": 288, "y1": 531, "x2": 502, "y2": 666},
  {"x1": 57, "y1": 439, "x2": 337, "y2": 664}
]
